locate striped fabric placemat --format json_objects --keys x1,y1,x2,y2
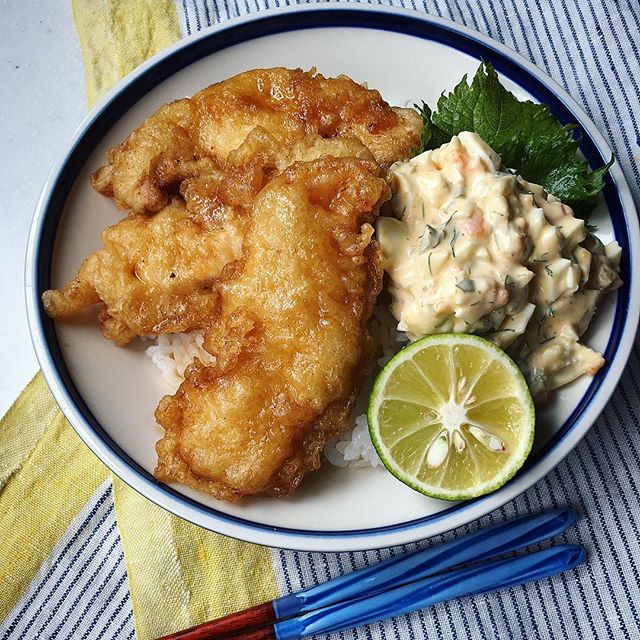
[{"x1": 1, "y1": 1, "x2": 639, "y2": 639}]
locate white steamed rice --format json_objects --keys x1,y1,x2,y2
[
  {"x1": 323, "y1": 414, "x2": 382, "y2": 468},
  {"x1": 145, "y1": 306, "x2": 407, "y2": 469},
  {"x1": 145, "y1": 331, "x2": 215, "y2": 389}
]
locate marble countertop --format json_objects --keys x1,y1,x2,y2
[{"x1": 0, "y1": 1, "x2": 86, "y2": 415}]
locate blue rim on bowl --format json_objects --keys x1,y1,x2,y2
[{"x1": 25, "y1": 4, "x2": 639, "y2": 551}]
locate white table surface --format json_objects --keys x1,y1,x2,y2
[{"x1": 0, "y1": 1, "x2": 86, "y2": 416}]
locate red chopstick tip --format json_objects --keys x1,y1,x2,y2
[
  {"x1": 226, "y1": 626, "x2": 277, "y2": 640},
  {"x1": 156, "y1": 601, "x2": 276, "y2": 640}
]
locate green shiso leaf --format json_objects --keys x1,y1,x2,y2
[{"x1": 416, "y1": 61, "x2": 612, "y2": 217}]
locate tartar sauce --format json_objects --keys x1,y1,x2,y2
[{"x1": 378, "y1": 131, "x2": 621, "y2": 399}]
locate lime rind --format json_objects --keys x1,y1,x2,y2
[{"x1": 368, "y1": 333, "x2": 535, "y2": 501}]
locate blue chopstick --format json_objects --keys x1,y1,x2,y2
[
  {"x1": 275, "y1": 544, "x2": 586, "y2": 640},
  {"x1": 274, "y1": 508, "x2": 576, "y2": 619},
  {"x1": 158, "y1": 509, "x2": 577, "y2": 640}
]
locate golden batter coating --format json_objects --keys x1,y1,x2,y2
[
  {"x1": 154, "y1": 157, "x2": 389, "y2": 500},
  {"x1": 91, "y1": 67, "x2": 420, "y2": 213},
  {"x1": 42, "y1": 134, "x2": 375, "y2": 345},
  {"x1": 42, "y1": 67, "x2": 413, "y2": 501},
  {"x1": 42, "y1": 197, "x2": 244, "y2": 345}
]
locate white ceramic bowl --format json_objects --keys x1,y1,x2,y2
[{"x1": 25, "y1": 4, "x2": 639, "y2": 551}]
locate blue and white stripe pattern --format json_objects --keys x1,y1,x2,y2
[
  {"x1": 0, "y1": 480, "x2": 136, "y2": 640},
  {"x1": 273, "y1": 546, "x2": 587, "y2": 640},
  {"x1": 5, "y1": 1, "x2": 639, "y2": 638}
]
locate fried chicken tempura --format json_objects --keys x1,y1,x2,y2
[
  {"x1": 42, "y1": 149, "x2": 263, "y2": 345},
  {"x1": 92, "y1": 67, "x2": 421, "y2": 213},
  {"x1": 42, "y1": 67, "x2": 410, "y2": 501},
  {"x1": 154, "y1": 157, "x2": 389, "y2": 500},
  {"x1": 42, "y1": 197, "x2": 245, "y2": 345},
  {"x1": 42, "y1": 134, "x2": 375, "y2": 345}
]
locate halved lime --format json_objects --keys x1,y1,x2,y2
[{"x1": 368, "y1": 334, "x2": 535, "y2": 501}]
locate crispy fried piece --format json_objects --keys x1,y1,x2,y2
[
  {"x1": 43, "y1": 134, "x2": 376, "y2": 345},
  {"x1": 227, "y1": 126, "x2": 376, "y2": 171},
  {"x1": 44, "y1": 142, "x2": 267, "y2": 344},
  {"x1": 155, "y1": 157, "x2": 389, "y2": 500},
  {"x1": 42, "y1": 197, "x2": 246, "y2": 345},
  {"x1": 92, "y1": 67, "x2": 420, "y2": 212},
  {"x1": 91, "y1": 99, "x2": 201, "y2": 213}
]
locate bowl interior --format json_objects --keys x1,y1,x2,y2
[{"x1": 41, "y1": 17, "x2": 625, "y2": 541}]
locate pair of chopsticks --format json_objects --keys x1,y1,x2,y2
[{"x1": 158, "y1": 508, "x2": 583, "y2": 640}]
